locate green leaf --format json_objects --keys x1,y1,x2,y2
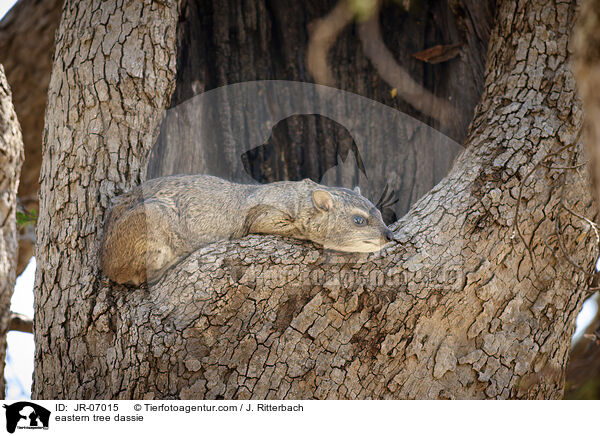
[{"x1": 16, "y1": 208, "x2": 38, "y2": 228}]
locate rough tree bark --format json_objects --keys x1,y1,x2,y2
[
  {"x1": 33, "y1": 0, "x2": 181, "y2": 397},
  {"x1": 34, "y1": 0, "x2": 597, "y2": 399},
  {"x1": 0, "y1": 65, "x2": 24, "y2": 397}
]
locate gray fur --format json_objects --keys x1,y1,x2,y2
[{"x1": 99, "y1": 175, "x2": 395, "y2": 285}]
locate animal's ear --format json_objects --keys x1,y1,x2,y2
[
  {"x1": 312, "y1": 190, "x2": 334, "y2": 211},
  {"x1": 353, "y1": 185, "x2": 361, "y2": 195}
]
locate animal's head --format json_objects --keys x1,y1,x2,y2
[{"x1": 302, "y1": 180, "x2": 395, "y2": 253}]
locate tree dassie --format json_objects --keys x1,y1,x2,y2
[{"x1": 100, "y1": 175, "x2": 396, "y2": 285}]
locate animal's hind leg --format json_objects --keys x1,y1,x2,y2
[
  {"x1": 142, "y1": 199, "x2": 193, "y2": 283},
  {"x1": 101, "y1": 198, "x2": 187, "y2": 285}
]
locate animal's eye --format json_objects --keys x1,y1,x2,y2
[{"x1": 353, "y1": 215, "x2": 367, "y2": 226}]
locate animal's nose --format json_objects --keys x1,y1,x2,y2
[{"x1": 383, "y1": 228, "x2": 394, "y2": 242}]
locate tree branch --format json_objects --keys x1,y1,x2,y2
[
  {"x1": 0, "y1": 0, "x2": 63, "y2": 275},
  {"x1": 306, "y1": 0, "x2": 354, "y2": 86},
  {"x1": 9, "y1": 312, "x2": 33, "y2": 334},
  {"x1": 0, "y1": 63, "x2": 24, "y2": 398},
  {"x1": 356, "y1": 1, "x2": 457, "y2": 128}
]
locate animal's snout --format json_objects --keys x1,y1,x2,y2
[{"x1": 383, "y1": 228, "x2": 395, "y2": 243}]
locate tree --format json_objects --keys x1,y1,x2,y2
[
  {"x1": 34, "y1": 0, "x2": 597, "y2": 399},
  {"x1": 0, "y1": 0, "x2": 62, "y2": 275},
  {"x1": 0, "y1": 65, "x2": 24, "y2": 397}
]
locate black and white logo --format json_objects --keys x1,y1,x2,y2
[{"x1": 3, "y1": 402, "x2": 50, "y2": 433}]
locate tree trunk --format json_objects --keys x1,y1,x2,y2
[
  {"x1": 34, "y1": 0, "x2": 596, "y2": 399},
  {"x1": 0, "y1": 64, "x2": 24, "y2": 397},
  {"x1": 33, "y1": 0, "x2": 181, "y2": 398},
  {"x1": 0, "y1": 0, "x2": 63, "y2": 275},
  {"x1": 168, "y1": 0, "x2": 494, "y2": 141}
]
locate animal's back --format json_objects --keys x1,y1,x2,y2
[{"x1": 100, "y1": 175, "x2": 255, "y2": 285}]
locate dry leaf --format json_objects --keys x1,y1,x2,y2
[{"x1": 413, "y1": 43, "x2": 462, "y2": 64}]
